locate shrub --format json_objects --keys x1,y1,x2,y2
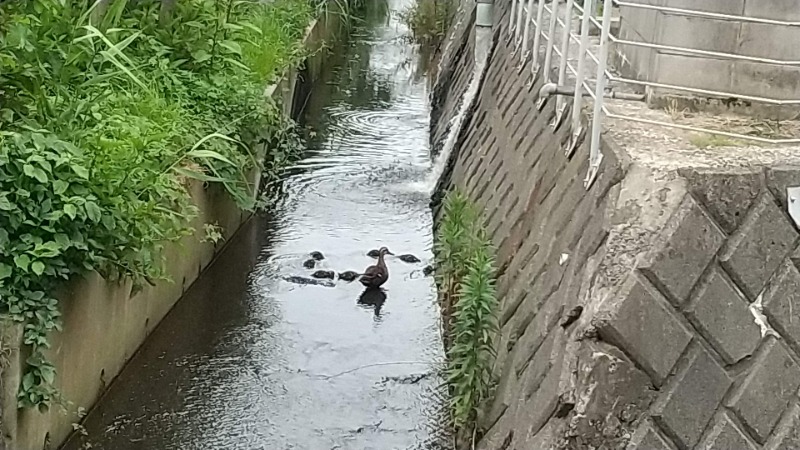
[
  {"x1": 400, "y1": 0, "x2": 458, "y2": 47},
  {"x1": 0, "y1": 0, "x2": 313, "y2": 408}
]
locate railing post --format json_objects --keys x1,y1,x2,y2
[
  {"x1": 536, "y1": 0, "x2": 560, "y2": 109},
  {"x1": 585, "y1": 0, "x2": 612, "y2": 189},
  {"x1": 566, "y1": 0, "x2": 594, "y2": 157},
  {"x1": 477, "y1": 0, "x2": 494, "y2": 28},
  {"x1": 514, "y1": 0, "x2": 526, "y2": 48},
  {"x1": 553, "y1": 0, "x2": 575, "y2": 128},
  {"x1": 508, "y1": 0, "x2": 517, "y2": 40},
  {"x1": 530, "y1": 0, "x2": 547, "y2": 83},
  {"x1": 520, "y1": 0, "x2": 536, "y2": 65}
]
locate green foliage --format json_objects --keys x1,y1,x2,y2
[
  {"x1": 435, "y1": 190, "x2": 479, "y2": 299},
  {"x1": 449, "y1": 247, "x2": 497, "y2": 431},
  {"x1": 0, "y1": 0, "x2": 313, "y2": 408},
  {"x1": 434, "y1": 190, "x2": 499, "y2": 438},
  {"x1": 400, "y1": 0, "x2": 458, "y2": 47}
]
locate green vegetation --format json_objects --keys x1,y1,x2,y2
[
  {"x1": 434, "y1": 190, "x2": 499, "y2": 443},
  {"x1": 688, "y1": 132, "x2": 744, "y2": 149},
  {"x1": 400, "y1": 0, "x2": 458, "y2": 47},
  {"x1": 0, "y1": 0, "x2": 314, "y2": 409}
]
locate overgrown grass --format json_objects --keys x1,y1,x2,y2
[
  {"x1": 400, "y1": 0, "x2": 458, "y2": 47},
  {"x1": 0, "y1": 0, "x2": 314, "y2": 408},
  {"x1": 688, "y1": 132, "x2": 743, "y2": 149},
  {"x1": 434, "y1": 190, "x2": 499, "y2": 444}
]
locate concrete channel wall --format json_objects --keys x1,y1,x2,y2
[
  {"x1": 433, "y1": 2, "x2": 800, "y2": 448},
  {"x1": 616, "y1": 0, "x2": 800, "y2": 110},
  {"x1": 0, "y1": 11, "x2": 342, "y2": 450}
]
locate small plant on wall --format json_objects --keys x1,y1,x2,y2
[
  {"x1": 399, "y1": 0, "x2": 459, "y2": 48},
  {"x1": 434, "y1": 190, "x2": 499, "y2": 446}
]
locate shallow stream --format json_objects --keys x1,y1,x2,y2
[{"x1": 62, "y1": 1, "x2": 451, "y2": 449}]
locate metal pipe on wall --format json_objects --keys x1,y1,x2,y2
[{"x1": 477, "y1": 0, "x2": 494, "y2": 28}]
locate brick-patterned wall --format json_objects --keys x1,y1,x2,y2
[
  {"x1": 429, "y1": 3, "x2": 475, "y2": 155},
  {"x1": 606, "y1": 169, "x2": 800, "y2": 450},
  {"x1": 433, "y1": 1, "x2": 800, "y2": 449}
]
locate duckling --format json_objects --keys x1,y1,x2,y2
[
  {"x1": 303, "y1": 259, "x2": 317, "y2": 269},
  {"x1": 398, "y1": 254, "x2": 421, "y2": 264},
  {"x1": 360, "y1": 247, "x2": 394, "y2": 288},
  {"x1": 310, "y1": 251, "x2": 325, "y2": 261},
  {"x1": 312, "y1": 270, "x2": 335, "y2": 280},
  {"x1": 283, "y1": 276, "x2": 335, "y2": 288},
  {"x1": 367, "y1": 249, "x2": 381, "y2": 258},
  {"x1": 423, "y1": 265, "x2": 435, "y2": 276},
  {"x1": 339, "y1": 271, "x2": 360, "y2": 282}
]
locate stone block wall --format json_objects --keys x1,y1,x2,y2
[
  {"x1": 432, "y1": 1, "x2": 800, "y2": 448},
  {"x1": 430, "y1": 0, "x2": 476, "y2": 159}
]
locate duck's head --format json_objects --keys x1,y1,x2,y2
[{"x1": 379, "y1": 247, "x2": 394, "y2": 256}]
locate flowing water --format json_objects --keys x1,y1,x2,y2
[
  {"x1": 62, "y1": 2, "x2": 452, "y2": 449},
  {"x1": 420, "y1": 26, "x2": 491, "y2": 192}
]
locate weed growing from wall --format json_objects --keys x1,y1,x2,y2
[
  {"x1": 0, "y1": 0, "x2": 314, "y2": 408},
  {"x1": 434, "y1": 190, "x2": 498, "y2": 443},
  {"x1": 399, "y1": 0, "x2": 458, "y2": 48}
]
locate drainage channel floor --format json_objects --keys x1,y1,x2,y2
[{"x1": 62, "y1": 1, "x2": 450, "y2": 449}]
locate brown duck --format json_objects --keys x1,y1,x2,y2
[{"x1": 359, "y1": 247, "x2": 393, "y2": 288}]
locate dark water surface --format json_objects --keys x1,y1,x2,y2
[{"x1": 62, "y1": 1, "x2": 449, "y2": 449}]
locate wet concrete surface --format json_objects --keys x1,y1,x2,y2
[{"x1": 62, "y1": 1, "x2": 450, "y2": 449}]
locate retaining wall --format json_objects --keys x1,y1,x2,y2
[
  {"x1": 433, "y1": 2, "x2": 800, "y2": 448},
  {"x1": 616, "y1": 0, "x2": 800, "y2": 116},
  {"x1": 0, "y1": 10, "x2": 341, "y2": 450}
]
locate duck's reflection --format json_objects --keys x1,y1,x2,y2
[{"x1": 357, "y1": 287, "x2": 387, "y2": 321}]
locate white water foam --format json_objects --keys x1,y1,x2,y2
[{"x1": 412, "y1": 26, "x2": 493, "y2": 195}]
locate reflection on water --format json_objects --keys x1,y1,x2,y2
[
  {"x1": 357, "y1": 287, "x2": 388, "y2": 320},
  {"x1": 62, "y1": 0, "x2": 451, "y2": 449}
]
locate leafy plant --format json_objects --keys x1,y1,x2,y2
[
  {"x1": 399, "y1": 0, "x2": 458, "y2": 47},
  {"x1": 0, "y1": 0, "x2": 313, "y2": 408},
  {"x1": 434, "y1": 190, "x2": 499, "y2": 443}
]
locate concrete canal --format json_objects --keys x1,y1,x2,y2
[{"x1": 62, "y1": 1, "x2": 450, "y2": 449}]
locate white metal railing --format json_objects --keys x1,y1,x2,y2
[{"x1": 505, "y1": 0, "x2": 800, "y2": 189}]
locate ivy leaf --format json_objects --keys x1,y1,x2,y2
[
  {"x1": 70, "y1": 163, "x2": 89, "y2": 180},
  {"x1": 0, "y1": 194, "x2": 14, "y2": 211},
  {"x1": 21, "y1": 372, "x2": 34, "y2": 391},
  {"x1": 0, "y1": 264, "x2": 12, "y2": 280},
  {"x1": 39, "y1": 365, "x2": 55, "y2": 385},
  {"x1": 84, "y1": 201, "x2": 101, "y2": 223},
  {"x1": 31, "y1": 261, "x2": 45, "y2": 276},
  {"x1": 63, "y1": 203, "x2": 77, "y2": 220},
  {"x1": 33, "y1": 167, "x2": 47, "y2": 183},
  {"x1": 54, "y1": 233, "x2": 70, "y2": 248},
  {"x1": 53, "y1": 180, "x2": 69, "y2": 195},
  {"x1": 23, "y1": 164, "x2": 48, "y2": 183},
  {"x1": 33, "y1": 242, "x2": 60, "y2": 258},
  {"x1": 14, "y1": 254, "x2": 30, "y2": 271}
]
